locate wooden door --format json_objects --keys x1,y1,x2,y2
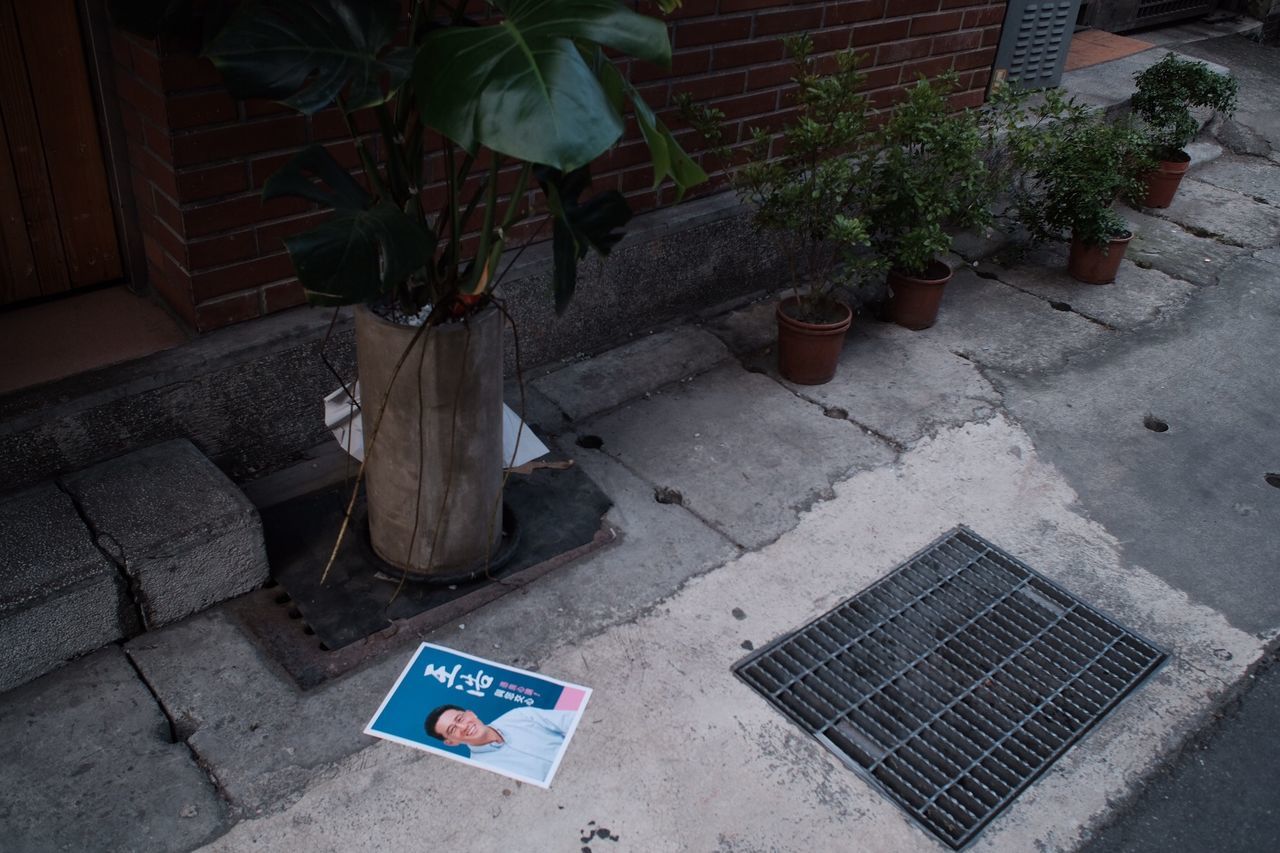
[{"x1": 0, "y1": 0, "x2": 122, "y2": 305}]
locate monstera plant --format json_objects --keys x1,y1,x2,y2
[
  {"x1": 201, "y1": 0, "x2": 704, "y2": 314},
  {"x1": 119, "y1": 0, "x2": 707, "y2": 580}
]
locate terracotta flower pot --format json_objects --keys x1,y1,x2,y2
[
  {"x1": 885, "y1": 259, "x2": 954, "y2": 330},
  {"x1": 776, "y1": 296, "x2": 852, "y2": 385},
  {"x1": 1067, "y1": 231, "x2": 1133, "y2": 284},
  {"x1": 355, "y1": 304, "x2": 504, "y2": 578},
  {"x1": 1140, "y1": 151, "x2": 1191, "y2": 208}
]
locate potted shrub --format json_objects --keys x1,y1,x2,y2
[
  {"x1": 1010, "y1": 92, "x2": 1150, "y2": 285},
  {"x1": 182, "y1": 0, "x2": 706, "y2": 579},
  {"x1": 681, "y1": 36, "x2": 879, "y2": 384},
  {"x1": 1131, "y1": 53, "x2": 1237, "y2": 208},
  {"x1": 866, "y1": 72, "x2": 991, "y2": 330}
]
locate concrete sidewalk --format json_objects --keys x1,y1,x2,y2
[{"x1": 3, "y1": 29, "x2": 1279, "y2": 853}]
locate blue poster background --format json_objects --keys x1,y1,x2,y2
[{"x1": 370, "y1": 645, "x2": 566, "y2": 757}]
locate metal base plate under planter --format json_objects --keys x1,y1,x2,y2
[
  {"x1": 735, "y1": 526, "x2": 1166, "y2": 850},
  {"x1": 358, "y1": 502, "x2": 521, "y2": 587},
  {"x1": 232, "y1": 462, "x2": 614, "y2": 688}
]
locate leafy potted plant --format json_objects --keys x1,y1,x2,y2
[
  {"x1": 1010, "y1": 92, "x2": 1150, "y2": 285},
  {"x1": 866, "y1": 72, "x2": 990, "y2": 330},
  {"x1": 681, "y1": 36, "x2": 878, "y2": 384},
  {"x1": 1131, "y1": 53, "x2": 1237, "y2": 208},
  {"x1": 184, "y1": 0, "x2": 705, "y2": 579}
]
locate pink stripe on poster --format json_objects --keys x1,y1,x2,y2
[{"x1": 554, "y1": 686, "x2": 586, "y2": 711}]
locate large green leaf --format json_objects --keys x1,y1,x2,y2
[
  {"x1": 263, "y1": 144, "x2": 369, "y2": 209},
  {"x1": 263, "y1": 145, "x2": 432, "y2": 304},
  {"x1": 203, "y1": 0, "x2": 405, "y2": 114},
  {"x1": 284, "y1": 205, "x2": 432, "y2": 305},
  {"x1": 536, "y1": 166, "x2": 633, "y2": 313},
  {"x1": 599, "y1": 60, "x2": 706, "y2": 200},
  {"x1": 415, "y1": 0, "x2": 672, "y2": 171}
]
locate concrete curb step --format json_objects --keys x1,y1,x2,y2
[
  {"x1": 1061, "y1": 47, "x2": 1233, "y2": 119},
  {"x1": 0, "y1": 439, "x2": 268, "y2": 693}
]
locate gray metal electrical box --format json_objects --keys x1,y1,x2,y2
[{"x1": 992, "y1": 0, "x2": 1084, "y2": 88}]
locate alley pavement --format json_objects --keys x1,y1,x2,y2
[{"x1": 3, "y1": 31, "x2": 1279, "y2": 853}]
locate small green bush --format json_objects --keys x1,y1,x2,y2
[
  {"x1": 1132, "y1": 54, "x2": 1237, "y2": 158},
  {"x1": 866, "y1": 72, "x2": 991, "y2": 277},
  {"x1": 1009, "y1": 91, "x2": 1151, "y2": 248},
  {"x1": 679, "y1": 36, "x2": 880, "y2": 321}
]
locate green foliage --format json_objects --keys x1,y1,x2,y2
[
  {"x1": 680, "y1": 36, "x2": 879, "y2": 321},
  {"x1": 1007, "y1": 90, "x2": 1150, "y2": 248},
  {"x1": 191, "y1": 0, "x2": 707, "y2": 318},
  {"x1": 866, "y1": 73, "x2": 990, "y2": 277},
  {"x1": 413, "y1": 1, "x2": 670, "y2": 174},
  {"x1": 204, "y1": 0, "x2": 410, "y2": 115},
  {"x1": 263, "y1": 145, "x2": 433, "y2": 306},
  {"x1": 1132, "y1": 54, "x2": 1237, "y2": 157}
]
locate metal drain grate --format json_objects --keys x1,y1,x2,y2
[{"x1": 735, "y1": 527, "x2": 1166, "y2": 850}]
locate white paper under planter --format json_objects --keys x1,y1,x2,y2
[{"x1": 324, "y1": 381, "x2": 549, "y2": 468}]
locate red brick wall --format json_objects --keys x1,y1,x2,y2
[{"x1": 109, "y1": 1, "x2": 1006, "y2": 332}]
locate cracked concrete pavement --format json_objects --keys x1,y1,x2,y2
[{"x1": 3, "y1": 30, "x2": 1279, "y2": 853}]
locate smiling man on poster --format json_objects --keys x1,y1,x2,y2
[{"x1": 425, "y1": 704, "x2": 576, "y2": 783}]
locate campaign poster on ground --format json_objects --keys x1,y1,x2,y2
[{"x1": 365, "y1": 643, "x2": 591, "y2": 789}]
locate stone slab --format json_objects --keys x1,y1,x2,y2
[
  {"x1": 1213, "y1": 116, "x2": 1273, "y2": 157},
  {"x1": 584, "y1": 363, "x2": 896, "y2": 548},
  {"x1": 61, "y1": 440, "x2": 268, "y2": 628},
  {"x1": 0, "y1": 483, "x2": 131, "y2": 692},
  {"x1": 773, "y1": 320, "x2": 1002, "y2": 446},
  {"x1": 1154, "y1": 178, "x2": 1280, "y2": 249},
  {"x1": 0, "y1": 307, "x2": 359, "y2": 493},
  {"x1": 1061, "y1": 50, "x2": 1228, "y2": 116},
  {"x1": 911, "y1": 267, "x2": 1110, "y2": 376},
  {"x1": 125, "y1": 442, "x2": 741, "y2": 818},
  {"x1": 428, "y1": 438, "x2": 743, "y2": 663},
  {"x1": 1004, "y1": 253, "x2": 1280, "y2": 634},
  {"x1": 1191, "y1": 154, "x2": 1280, "y2": 206},
  {"x1": 1255, "y1": 246, "x2": 1280, "y2": 265},
  {"x1": 533, "y1": 326, "x2": 730, "y2": 421},
  {"x1": 701, "y1": 295, "x2": 780, "y2": 356},
  {"x1": 980, "y1": 243, "x2": 1197, "y2": 330},
  {"x1": 0, "y1": 482, "x2": 112, "y2": 608},
  {"x1": 201, "y1": 417, "x2": 1262, "y2": 853},
  {"x1": 126, "y1": 609, "x2": 393, "y2": 818},
  {"x1": 501, "y1": 380, "x2": 569, "y2": 439},
  {"x1": 1184, "y1": 140, "x2": 1224, "y2": 168},
  {"x1": 1125, "y1": 208, "x2": 1252, "y2": 287},
  {"x1": 948, "y1": 224, "x2": 1012, "y2": 263},
  {"x1": 499, "y1": 191, "x2": 786, "y2": 381},
  {"x1": 1060, "y1": 49, "x2": 1164, "y2": 112},
  {"x1": 1181, "y1": 37, "x2": 1280, "y2": 153},
  {"x1": 0, "y1": 647, "x2": 226, "y2": 851}
]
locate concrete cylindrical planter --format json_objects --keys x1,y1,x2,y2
[
  {"x1": 1067, "y1": 230, "x2": 1133, "y2": 284},
  {"x1": 776, "y1": 296, "x2": 852, "y2": 385},
  {"x1": 354, "y1": 304, "x2": 504, "y2": 578},
  {"x1": 1140, "y1": 151, "x2": 1191, "y2": 208},
  {"x1": 885, "y1": 259, "x2": 954, "y2": 331}
]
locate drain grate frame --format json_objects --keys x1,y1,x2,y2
[{"x1": 735, "y1": 526, "x2": 1167, "y2": 850}]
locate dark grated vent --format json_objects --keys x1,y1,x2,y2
[
  {"x1": 735, "y1": 527, "x2": 1166, "y2": 850},
  {"x1": 1136, "y1": 0, "x2": 1216, "y2": 24}
]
